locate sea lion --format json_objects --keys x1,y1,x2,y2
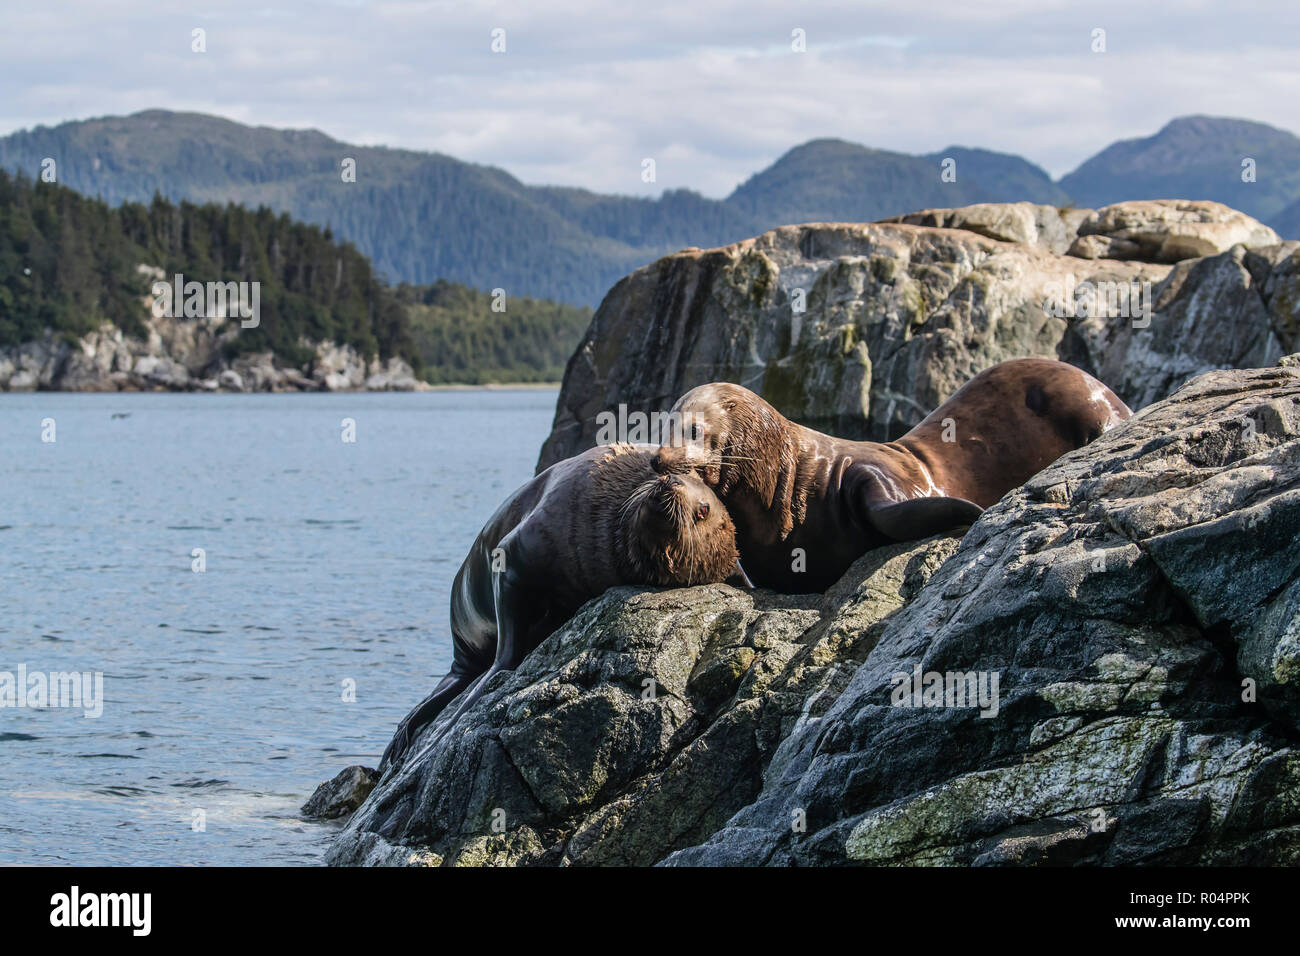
[
  {"x1": 379, "y1": 442, "x2": 743, "y2": 770},
  {"x1": 652, "y1": 358, "x2": 1130, "y2": 593}
]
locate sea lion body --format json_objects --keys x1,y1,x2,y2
[
  {"x1": 381, "y1": 443, "x2": 741, "y2": 769},
  {"x1": 896, "y1": 358, "x2": 1130, "y2": 507},
  {"x1": 655, "y1": 359, "x2": 1130, "y2": 593}
]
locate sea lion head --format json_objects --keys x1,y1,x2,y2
[
  {"x1": 651, "y1": 382, "x2": 802, "y2": 535},
  {"x1": 618, "y1": 471, "x2": 740, "y2": 587}
]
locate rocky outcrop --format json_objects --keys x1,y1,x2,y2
[
  {"x1": 1070, "y1": 200, "x2": 1281, "y2": 262},
  {"x1": 883, "y1": 202, "x2": 1089, "y2": 255},
  {"x1": 0, "y1": 303, "x2": 425, "y2": 393},
  {"x1": 328, "y1": 357, "x2": 1300, "y2": 866},
  {"x1": 327, "y1": 535, "x2": 959, "y2": 866},
  {"x1": 887, "y1": 200, "x2": 1280, "y2": 263},
  {"x1": 302, "y1": 766, "x2": 379, "y2": 820},
  {"x1": 538, "y1": 200, "x2": 1294, "y2": 468},
  {"x1": 667, "y1": 358, "x2": 1300, "y2": 866}
]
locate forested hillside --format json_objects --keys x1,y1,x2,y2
[
  {"x1": 398, "y1": 281, "x2": 590, "y2": 384},
  {"x1": 0, "y1": 168, "x2": 419, "y2": 369},
  {"x1": 0, "y1": 170, "x2": 588, "y2": 383}
]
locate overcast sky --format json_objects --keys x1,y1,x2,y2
[{"x1": 3, "y1": 1, "x2": 1298, "y2": 197}]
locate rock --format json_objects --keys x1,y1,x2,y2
[
  {"x1": 881, "y1": 202, "x2": 1078, "y2": 254},
  {"x1": 281, "y1": 367, "x2": 318, "y2": 391},
  {"x1": 326, "y1": 535, "x2": 959, "y2": 866},
  {"x1": 1, "y1": 285, "x2": 423, "y2": 392},
  {"x1": 313, "y1": 342, "x2": 368, "y2": 390},
  {"x1": 7, "y1": 368, "x2": 38, "y2": 391},
  {"x1": 363, "y1": 356, "x2": 423, "y2": 391},
  {"x1": 133, "y1": 354, "x2": 190, "y2": 388},
  {"x1": 130, "y1": 355, "x2": 161, "y2": 378},
  {"x1": 302, "y1": 766, "x2": 380, "y2": 820},
  {"x1": 231, "y1": 352, "x2": 286, "y2": 392},
  {"x1": 1084, "y1": 242, "x2": 1298, "y2": 410},
  {"x1": 145, "y1": 310, "x2": 232, "y2": 374},
  {"x1": 538, "y1": 202, "x2": 1299, "y2": 467},
  {"x1": 1072, "y1": 200, "x2": 1281, "y2": 263},
  {"x1": 53, "y1": 323, "x2": 136, "y2": 391},
  {"x1": 1066, "y1": 234, "x2": 1143, "y2": 260},
  {"x1": 666, "y1": 357, "x2": 1300, "y2": 866},
  {"x1": 1, "y1": 333, "x2": 70, "y2": 389}
]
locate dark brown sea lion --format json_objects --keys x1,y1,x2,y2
[
  {"x1": 380, "y1": 442, "x2": 743, "y2": 770},
  {"x1": 652, "y1": 358, "x2": 1131, "y2": 593}
]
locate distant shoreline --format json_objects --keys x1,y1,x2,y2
[
  {"x1": 0, "y1": 381, "x2": 562, "y2": 395},
  {"x1": 423, "y1": 382, "x2": 560, "y2": 391}
]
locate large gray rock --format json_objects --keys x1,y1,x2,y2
[
  {"x1": 326, "y1": 536, "x2": 960, "y2": 866},
  {"x1": 538, "y1": 202, "x2": 1298, "y2": 467},
  {"x1": 1083, "y1": 242, "x2": 1299, "y2": 410},
  {"x1": 666, "y1": 357, "x2": 1300, "y2": 866}
]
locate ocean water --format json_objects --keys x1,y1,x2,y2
[{"x1": 0, "y1": 388, "x2": 557, "y2": 865}]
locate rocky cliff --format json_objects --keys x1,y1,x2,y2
[
  {"x1": 0, "y1": 304, "x2": 423, "y2": 393},
  {"x1": 326, "y1": 355, "x2": 1300, "y2": 866},
  {"x1": 538, "y1": 199, "x2": 1296, "y2": 467}
]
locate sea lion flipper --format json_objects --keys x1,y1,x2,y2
[
  {"x1": 725, "y1": 560, "x2": 754, "y2": 590},
  {"x1": 379, "y1": 669, "x2": 476, "y2": 772},
  {"x1": 866, "y1": 495, "x2": 984, "y2": 542},
  {"x1": 422, "y1": 567, "x2": 535, "y2": 749}
]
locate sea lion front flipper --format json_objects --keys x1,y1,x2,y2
[
  {"x1": 866, "y1": 495, "x2": 984, "y2": 542},
  {"x1": 426, "y1": 566, "x2": 535, "y2": 748},
  {"x1": 379, "y1": 669, "x2": 475, "y2": 773},
  {"x1": 724, "y1": 560, "x2": 754, "y2": 590}
]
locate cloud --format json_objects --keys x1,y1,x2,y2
[{"x1": 2, "y1": 0, "x2": 1298, "y2": 196}]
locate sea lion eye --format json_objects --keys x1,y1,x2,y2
[
  {"x1": 691, "y1": 424, "x2": 704, "y2": 441},
  {"x1": 695, "y1": 501, "x2": 710, "y2": 521}
]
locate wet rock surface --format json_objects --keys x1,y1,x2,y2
[{"x1": 302, "y1": 765, "x2": 379, "y2": 820}]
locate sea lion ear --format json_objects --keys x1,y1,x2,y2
[{"x1": 866, "y1": 496, "x2": 984, "y2": 542}]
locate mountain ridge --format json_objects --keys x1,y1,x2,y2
[{"x1": 2, "y1": 110, "x2": 1298, "y2": 307}]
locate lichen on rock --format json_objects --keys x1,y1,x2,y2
[{"x1": 327, "y1": 537, "x2": 958, "y2": 866}]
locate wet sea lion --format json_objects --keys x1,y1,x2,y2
[
  {"x1": 652, "y1": 358, "x2": 1130, "y2": 593},
  {"x1": 380, "y1": 442, "x2": 743, "y2": 770}
]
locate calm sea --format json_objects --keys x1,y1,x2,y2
[{"x1": 0, "y1": 388, "x2": 557, "y2": 865}]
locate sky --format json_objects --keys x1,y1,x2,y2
[{"x1": 2, "y1": 0, "x2": 1298, "y2": 197}]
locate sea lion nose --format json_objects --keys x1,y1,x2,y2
[
  {"x1": 655, "y1": 473, "x2": 685, "y2": 495},
  {"x1": 652, "y1": 447, "x2": 690, "y2": 475}
]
